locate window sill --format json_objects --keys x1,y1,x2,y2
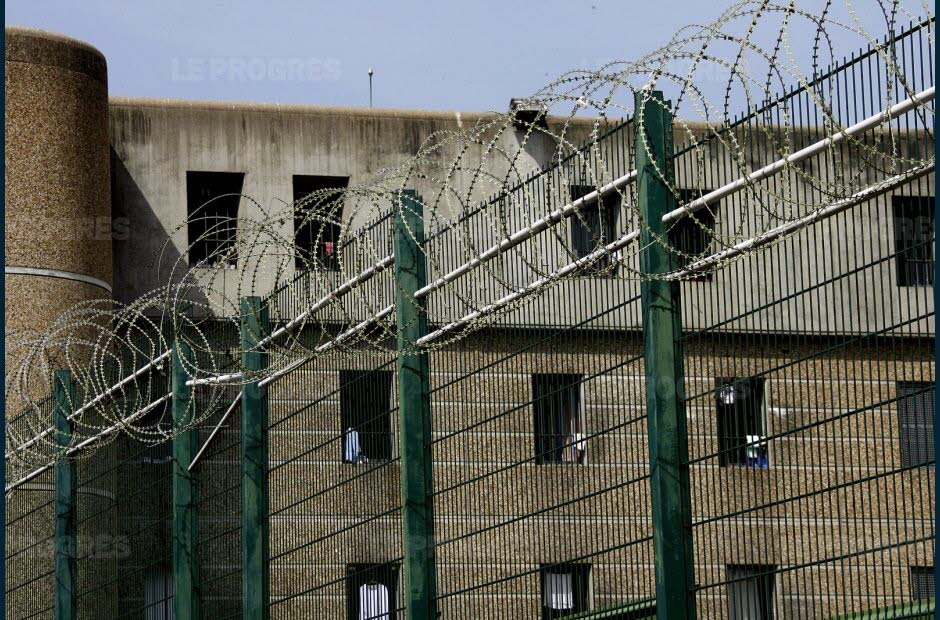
[{"x1": 343, "y1": 457, "x2": 392, "y2": 466}]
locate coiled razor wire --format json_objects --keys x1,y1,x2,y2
[{"x1": 5, "y1": 0, "x2": 935, "y2": 483}]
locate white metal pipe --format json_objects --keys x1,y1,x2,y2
[
  {"x1": 670, "y1": 161, "x2": 935, "y2": 278},
  {"x1": 10, "y1": 254, "x2": 395, "y2": 459},
  {"x1": 188, "y1": 390, "x2": 243, "y2": 472},
  {"x1": 187, "y1": 372, "x2": 243, "y2": 387},
  {"x1": 316, "y1": 305, "x2": 395, "y2": 354},
  {"x1": 187, "y1": 305, "x2": 395, "y2": 471},
  {"x1": 6, "y1": 392, "x2": 173, "y2": 493},
  {"x1": 185, "y1": 305, "x2": 394, "y2": 388},
  {"x1": 413, "y1": 169, "x2": 639, "y2": 300},
  {"x1": 418, "y1": 229, "x2": 641, "y2": 346},
  {"x1": 186, "y1": 303, "x2": 394, "y2": 388},
  {"x1": 662, "y1": 87, "x2": 935, "y2": 224},
  {"x1": 258, "y1": 356, "x2": 311, "y2": 388},
  {"x1": 259, "y1": 253, "x2": 395, "y2": 348},
  {"x1": 6, "y1": 349, "x2": 173, "y2": 461}
]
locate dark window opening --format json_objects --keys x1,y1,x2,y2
[
  {"x1": 569, "y1": 185, "x2": 618, "y2": 275},
  {"x1": 340, "y1": 369, "x2": 393, "y2": 463},
  {"x1": 716, "y1": 377, "x2": 768, "y2": 468},
  {"x1": 540, "y1": 563, "x2": 591, "y2": 619},
  {"x1": 727, "y1": 565, "x2": 775, "y2": 620},
  {"x1": 346, "y1": 563, "x2": 399, "y2": 620},
  {"x1": 294, "y1": 175, "x2": 349, "y2": 271},
  {"x1": 669, "y1": 189, "x2": 717, "y2": 280},
  {"x1": 898, "y1": 381, "x2": 935, "y2": 467},
  {"x1": 910, "y1": 566, "x2": 935, "y2": 601},
  {"x1": 143, "y1": 562, "x2": 174, "y2": 620},
  {"x1": 893, "y1": 195, "x2": 935, "y2": 286},
  {"x1": 509, "y1": 98, "x2": 548, "y2": 130},
  {"x1": 186, "y1": 171, "x2": 244, "y2": 268},
  {"x1": 533, "y1": 374, "x2": 586, "y2": 465}
]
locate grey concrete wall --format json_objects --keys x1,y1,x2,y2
[
  {"x1": 108, "y1": 98, "x2": 596, "y2": 308},
  {"x1": 109, "y1": 99, "x2": 934, "y2": 337}
]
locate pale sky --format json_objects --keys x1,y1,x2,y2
[{"x1": 5, "y1": 1, "x2": 930, "y2": 115}]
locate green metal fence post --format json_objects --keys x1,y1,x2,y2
[
  {"x1": 634, "y1": 89, "x2": 697, "y2": 619},
  {"x1": 394, "y1": 189, "x2": 438, "y2": 619},
  {"x1": 54, "y1": 369, "x2": 76, "y2": 620},
  {"x1": 241, "y1": 296, "x2": 270, "y2": 620},
  {"x1": 173, "y1": 339, "x2": 200, "y2": 619}
]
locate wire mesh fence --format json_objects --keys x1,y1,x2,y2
[
  {"x1": 5, "y1": 398, "x2": 57, "y2": 619},
  {"x1": 265, "y1": 346, "x2": 405, "y2": 618},
  {"x1": 4, "y1": 13, "x2": 935, "y2": 620},
  {"x1": 427, "y1": 324, "x2": 656, "y2": 619},
  {"x1": 669, "y1": 18, "x2": 936, "y2": 619}
]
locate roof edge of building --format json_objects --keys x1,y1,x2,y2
[
  {"x1": 6, "y1": 25, "x2": 106, "y2": 59},
  {"x1": 107, "y1": 95, "x2": 616, "y2": 126},
  {"x1": 5, "y1": 26, "x2": 108, "y2": 85},
  {"x1": 106, "y1": 97, "x2": 731, "y2": 133}
]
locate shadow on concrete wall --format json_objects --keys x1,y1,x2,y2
[{"x1": 111, "y1": 147, "x2": 208, "y2": 315}]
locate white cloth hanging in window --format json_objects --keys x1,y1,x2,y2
[
  {"x1": 359, "y1": 582, "x2": 389, "y2": 619},
  {"x1": 345, "y1": 428, "x2": 361, "y2": 463},
  {"x1": 573, "y1": 432, "x2": 587, "y2": 462},
  {"x1": 544, "y1": 571, "x2": 574, "y2": 609},
  {"x1": 143, "y1": 564, "x2": 173, "y2": 620},
  {"x1": 745, "y1": 435, "x2": 761, "y2": 460}
]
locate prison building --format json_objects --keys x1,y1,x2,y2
[{"x1": 4, "y1": 22, "x2": 936, "y2": 620}]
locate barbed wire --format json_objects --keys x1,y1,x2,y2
[{"x1": 5, "y1": 0, "x2": 935, "y2": 481}]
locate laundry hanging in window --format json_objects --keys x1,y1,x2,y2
[
  {"x1": 345, "y1": 428, "x2": 361, "y2": 464},
  {"x1": 543, "y1": 571, "x2": 574, "y2": 610},
  {"x1": 359, "y1": 582, "x2": 390, "y2": 619}
]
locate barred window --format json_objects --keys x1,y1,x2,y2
[
  {"x1": 346, "y1": 563, "x2": 399, "y2": 620},
  {"x1": 569, "y1": 185, "x2": 618, "y2": 275},
  {"x1": 294, "y1": 175, "x2": 348, "y2": 271},
  {"x1": 898, "y1": 381, "x2": 935, "y2": 467},
  {"x1": 143, "y1": 562, "x2": 173, "y2": 620},
  {"x1": 186, "y1": 171, "x2": 244, "y2": 268},
  {"x1": 340, "y1": 369, "x2": 393, "y2": 464},
  {"x1": 892, "y1": 195, "x2": 935, "y2": 287},
  {"x1": 533, "y1": 374, "x2": 586, "y2": 465},
  {"x1": 727, "y1": 565, "x2": 775, "y2": 620},
  {"x1": 716, "y1": 376, "x2": 769, "y2": 468},
  {"x1": 540, "y1": 563, "x2": 591, "y2": 619},
  {"x1": 910, "y1": 566, "x2": 935, "y2": 601}
]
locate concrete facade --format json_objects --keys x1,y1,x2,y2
[
  {"x1": 108, "y1": 97, "x2": 592, "y2": 307},
  {"x1": 257, "y1": 329, "x2": 934, "y2": 618},
  {"x1": 105, "y1": 96, "x2": 934, "y2": 339}
]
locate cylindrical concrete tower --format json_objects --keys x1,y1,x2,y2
[
  {"x1": 4, "y1": 27, "x2": 117, "y2": 619},
  {"x1": 5, "y1": 26, "x2": 112, "y2": 368}
]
